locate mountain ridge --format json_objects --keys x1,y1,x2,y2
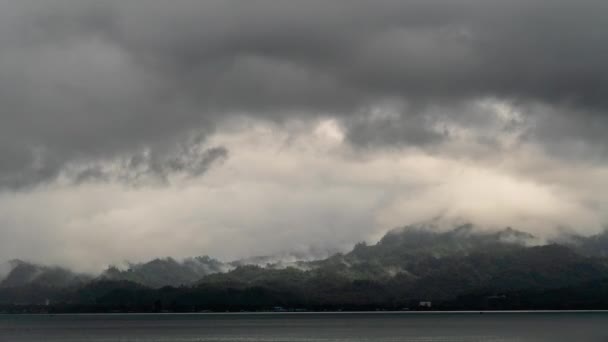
[{"x1": 3, "y1": 224, "x2": 608, "y2": 312}]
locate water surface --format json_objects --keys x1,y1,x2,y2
[{"x1": 0, "y1": 312, "x2": 606, "y2": 342}]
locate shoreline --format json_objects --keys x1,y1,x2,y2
[{"x1": 2, "y1": 310, "x2": 608, "y2": 316}]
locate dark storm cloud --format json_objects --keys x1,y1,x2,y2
[{"x1": 1, "y1": 0, "x2": 607, "y2": 189}]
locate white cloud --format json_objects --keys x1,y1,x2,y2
[{"x1": 2, "y1": 119, "x2": 608, "y2": 271}]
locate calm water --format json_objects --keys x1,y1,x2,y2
[{"x1": 0, "y1": 312, "x2": 607, "y2": 342}]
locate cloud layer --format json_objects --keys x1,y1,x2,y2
[{"x1": 1, "y1": 1, "x2": 607, "y2": 269}]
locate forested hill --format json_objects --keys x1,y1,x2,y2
[{"x1": 2, "y1": 225, "x2": 608, "y2": 312}]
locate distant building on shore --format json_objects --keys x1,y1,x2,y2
[{"x1": 418, "y1": 301, "x2": 432, "y2": 308}]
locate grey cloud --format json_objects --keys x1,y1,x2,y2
[
  {"x1": 1, "y1": 0, "x2": 608, "y2": 188},
  {"x1": 345, "y1": 109, "x2": 449, "y2": 147},
  {"x1": 72, "y1": 146, "x2": 228, "y2": 186}
]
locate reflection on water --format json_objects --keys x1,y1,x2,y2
[{"x1": 0, "y1": 312, "x2": 606, "y2": 342}]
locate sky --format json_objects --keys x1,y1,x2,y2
[{"x1": 1, "y1": 0, "x2": 608, "y2": 271}]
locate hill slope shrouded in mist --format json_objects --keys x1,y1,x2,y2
[
  {"x1": 3, "y1": 224, "x2": 608, "y2": 312},
  {"x1": 100, "y1": 256, "x2": 229, "y2": 288}
]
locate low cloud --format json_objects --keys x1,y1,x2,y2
[{"x1": 0, "y1": 122, "x2": 607, "y2": 272}]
